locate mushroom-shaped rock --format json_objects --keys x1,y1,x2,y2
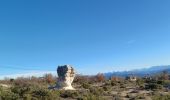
[{"x1": 55, "y1": 65, "x2": 75, "y2": 90}]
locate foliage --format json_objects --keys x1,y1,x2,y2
[
  {"x1": 82, "y1": 82, "x2": 91, "y2": 89},
  {"x1": 96, "y1": 73, "x2": 105, "y2": 82},
  {"x1": 152, "y1": 94, "x2": 170, "y2": 100},
  {"x1": 44, "y1": 74, "x2": 55, "y2": 84},
  {"x1": 0, "y1": 72, "x2": 169, "y2": 100},
  {"x1": 136, "y1": 78, "x2": 144, "y2": 86}
]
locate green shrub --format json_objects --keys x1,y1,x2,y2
[
  {"x1": 83, "y1": 93, "x2": 104, "y2": 100},
  {"x1": 145, "y1": 83, "x2": 163, "y2": 90},
  {"x1": 103, "y1": 86, "x2": 109, "y2": 91},
  {"x1": 82, "y1": 82, "x2": 91, "y2": 89},
  {"x1": 136, "y1": 78, "x2": 144, "y2": 86},
  {"x1": 111, "y1": 81, "x2": 117, "y2": 86},
  {"x1": 31, "y1": 89, "x2": 59, "y2": 100},
  {"x1": 89, "y1": 87, "x2": 104, "y2": 96},
  {"x1": 60, "y1": 90, "x2": 80, "y2": 99},
  {"x1": 0, "y1": 90, "x2": 20, "y2": 100},
  {"x1": 152, "y1": 94, "x2": 170, "y2": 100}
]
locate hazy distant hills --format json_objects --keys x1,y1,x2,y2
[{"x1": 104, "y1": 65, "x2": 170, "y2": 78}]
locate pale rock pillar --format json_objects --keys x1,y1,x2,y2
[{"x1": 56, "y1": 65, "x2": 75, "y2": 90}]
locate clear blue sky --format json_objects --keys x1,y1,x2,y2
[{"x1": 0, "y1": 0, "x2": 170, "y2": 77}]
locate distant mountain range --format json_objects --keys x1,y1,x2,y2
[{"x1": 104, "y1": 65, "x2": 170, "y2": 78}]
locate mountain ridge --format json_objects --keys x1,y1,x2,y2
[{"x1": 104, "y1": 65, "x2": 170, "y2": 78}]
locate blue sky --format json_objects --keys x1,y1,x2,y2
[{"x1": 0, "y1": 0, "x2": 170, "y2": 78}]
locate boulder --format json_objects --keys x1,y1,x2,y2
[{"x1": 55, "y1": 65, "x2": 75, "y2": 90}]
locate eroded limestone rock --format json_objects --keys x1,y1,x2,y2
[{"x1": 56, "y1": 65, "x2": 75, "y2": 90}]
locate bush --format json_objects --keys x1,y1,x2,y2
[
  {"x1": 89, "y1": 87, "x2": 104, "y2": 96},
  {"x1": 82, "y1": 82, "x2": 91, "y2": 89},
  {"x1": 82, "y1": 93, "x2": 104, "y2": 100},
  {"x1": 32, "y1": 88, "x2": 59, "y2": 100},
  {"x1": 111, "y1": 81, "x2": 117, "y2": 86},
  {"x1": 0, "y1": 89, "x2": 20, "y2": 100},
  {"x1": 136, "y1": 78, "x2": 144, "y2": 86},
  {"x1": 152, "y1": 94, "x2": 170, "y2": 100},
  {"x1": 10, "y1": 82, "x2": 59, "y2": 100},
  {"x1": 103, "y1": 86, "x2": 109, "y2": 91},
  {"x1": 60, "y1": 90, "x2": 79, "y2": 99},
  {"x1": 145, "y1": 83, "x2": 163, "y2": 90}
]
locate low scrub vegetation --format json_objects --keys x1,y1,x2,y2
[{"x1": 0, "y1": 72, "x2": 170, "y2": 100}]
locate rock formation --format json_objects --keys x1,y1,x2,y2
[{"x1": 55, "y1": 65, "x2": 75, "y2": 90}]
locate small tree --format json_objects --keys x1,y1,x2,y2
[
  {"x1": 44, "y1": 74, "x2": 54, "y2": 84},
  {"x1": 96, "y1": 73, "x2": 105, "y2": 82}
]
